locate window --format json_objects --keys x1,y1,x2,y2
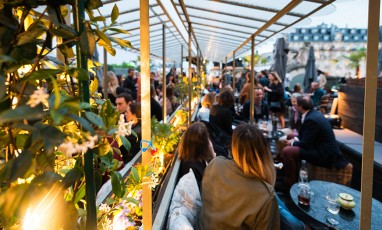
[
  {"x1": 303, "y1": 35, "x2": 310, "y2": 41},
  {"x1": 350, "y1": 29, "x2": 357, "y2": 34},
  {"x1": 293, "y1": 35, "x2": 299, "y2": 41},
  {"x1": 321, "y1": 28, "x2": 327, "y2": 34},
  {"x1": 313, "y1": 35, "x2": 320, "y2": 41},
  {"x1": 323, "y1": 35, "x2": 330, "y2": 41},
  {"x1": 344, "y1": 35, "x2": 350, "y2": 41},
  {"x1": 353, "y1": 36, "x2": 359, "y2": 41}
]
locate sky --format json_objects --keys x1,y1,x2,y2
[
  {"x1": 103, "y1": 0, "x2": 381, "y2": 64},
  {"x1": 256, "y1": 0, "x2": 379, "y2": 54}
]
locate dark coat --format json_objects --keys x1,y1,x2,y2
[
  {"x1": 121, "y1": 121, "x2": 141, "y2": 163},
  {"x1": 293, "y1": 110, "x2": 341, "y2": 168},
  {"x1": 123, "y1": 76, "x2": 137, "y2": 100},
  {"x1": 210, "y1": 104, "x2": 233, "y2": 136},
  {"x1": 151, "y1": 97, "x2": 163, "y2": 121},
  {"x1": 178, "y1": 160, "x2": 207, "y2": 192}
]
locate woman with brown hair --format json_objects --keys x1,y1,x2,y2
[
  {"x1": 264, "y1": 71, "x2": 285, "y2": 128},
  {"x1": 199, "y1": 124, "x2": 280, "y2": 229},
  {"x1": 209, "y1": 88, "x2": 235, "y2": 135},
  {"x1": 177, "y1": 122, "x2": 215, "y2": 190},
  {"x1": 239, "y1": 71, "x2": 263, "y2": 105}
]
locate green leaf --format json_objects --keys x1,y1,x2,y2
[
  {"x1": 23, "y1": 69, "x2": 63, "y2": 81},
  {"x1": 110, "y1": 37, "x2": 132, "y2": 48},
  {"x1": 107, "y1": 127, "x2": 118, "y2": 135},
  {"x1": 69, "y1": 114, "x2": 95, "y2": 135},
  {"x1": 9, "y1": 151, "x2": 33, "y2": 182},
  {"x1": 125, "y1": 197, "x2": 139, "y2": 206},
  {"x1": 0, "y1": 105, "x2": 48, "y2": 125},
  {"x1": 79, "y1": 102, "x2": 90, "y2": 110},
  {"x1": 17, "y1": 28, "x2": 45, "y2": 46},
  {"x1": 0, "y1": 76, "x2": 6, "y2": 100},
  {"x1": 90, "y1": 16, "x2": 106, "y2": 22},
  {"x1": 47, "y1": 5, "x2": 60, "y2": 25},
  {"x1": 101, "y1": 99, "x2": 118, "y2": 129},
  {"x1": 80, "y1": 30, "x2": 95, "y2": 57},
  {"x1": 49, "y1": 26, "x2": 77, "y2": 39},
  {"x1": 68, "y1": 68, "x2": 89, "y2": 81},
  {"x1": 62, "y1": 167, "x2": 83, "y2": 189},
  {"x1": 120, "y1": 135, "x2": 131, "y2": 151},
  {"x1": 85, "y1": 111, "x2": 104, "y2": 129},
  {"x1": 108, "y1": 27, "x2": 130, "y2": 35},
  {"x1": 74, "y1": 184, "x2": 86, "y2": 204},
  {"x1": 0, "y1": 55, "x2": 16, "y2": 64},
  {"x1": 111, "y1": 171, "x2": 125, "y2": 198},
  {"x1": 131, "y1": 167, "x2": 139, "y2": 183},
  {"x1": 86, "y1": 0, "x2": 103, "y2": 10},
  {"x1": 94, "y1": 29, "x2": 111, "y2": 47},
  {"x1": 111, "y1": 4, "x2": 119, "y2": 24},
  {"x1": 31, "y1": 172, "x2": 63, "y2": 186}
]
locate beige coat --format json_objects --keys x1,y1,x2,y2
[{"x1": 199, "y1": 157, "x2": 280, "y2": 230}]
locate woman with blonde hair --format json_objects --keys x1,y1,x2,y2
[
  {"x1": 103, "y1": 71, "x2": 120, "y2": 105},
  {"x1": 197, "y1": 92, "x2": 216, "y2": 122},
  {"x1": 199, "y1": 124, "x2": 280, "y2": 229}
]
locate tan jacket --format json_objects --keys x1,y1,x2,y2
[{"x1": 199, "y1": 157, "x2": 280, "y2": 230}]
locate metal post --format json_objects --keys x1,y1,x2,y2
[
  {"x1": 162, "y1": 23, "x2": 167, "y2": 123},
  {"x1": 140, "y1": 0, "x2": 152, "y2": 229},
  {"x1": 233, "y1": 52, "x2": 236, "y2": 93},
  {"x1": 188, "y1": 23, "x2": 192, "y2": 126},
  {"x1": 73, "y1": 1, "x2": 96, "y2": 229},
  {"x1": 181, "y1": 45, "x2": 183, "y2": 75},
  {"x1": 360, "y1": 0, "x2": 380, "y2": 228},
  {"x1": 250, "y1": 36, "x2": 255, "y2": 125},
  {"x1": 103, "y1": 48, "x2": 108, "y2": 99},
  {"x1": 197, "y1": 48, "x2": 200, "y2": 87}
]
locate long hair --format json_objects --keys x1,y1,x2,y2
[
  {"x1": 178, "y1": 122, "x2": 214, "y2": 162},
  {"x1": 201, "y1": 92, "x2": 216, "y2": 109},
  {"x1": 231, "y1": 124, "x2": 276, "y2": 185},
  {"x1": 269, "y1": 71, "x2": 282, "y2": 84},
  {"x1": 103, "y1": 71, "x2": 119, "y2": 97}
]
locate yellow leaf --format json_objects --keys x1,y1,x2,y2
[{"x1": 89, "y1": 78, "x2": 99, "y2": 95}]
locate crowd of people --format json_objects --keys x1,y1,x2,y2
[{"x1": 100, "y1": 66, "x2": 347, "y2": 229}]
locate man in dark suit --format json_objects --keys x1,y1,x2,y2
[{"x1": 281, "y1": 96, "x2": 343, "y2": 186}]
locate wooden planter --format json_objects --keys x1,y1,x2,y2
[{"x1": 338, "y1": 82, "x2": 382, "y2": 142}]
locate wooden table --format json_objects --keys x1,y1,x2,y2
[{"x1": 290, "y1": 180, "x2": 382, "y2": 229}]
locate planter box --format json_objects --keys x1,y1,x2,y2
[{"x1": 338, "y1": 84, "x2": 382, "y2": 142}]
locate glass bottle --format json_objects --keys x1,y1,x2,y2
[{"x1": 298, "y1": 160, "x2": 311, "y2": 206}]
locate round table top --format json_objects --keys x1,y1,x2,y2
[{"x1": 290, "y1": 180, "x2": 382, "y2": 229}]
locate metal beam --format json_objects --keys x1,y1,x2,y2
[
  {"x1": 187, "y1": 14, "x2": 278, "y2": 33},
  {"x1": 250, "y1": 36, "x2": 255, "y2": 125},
  {"x1": 174, "y1": 4, "x2": 289, "y2": 27},
  {"x1": 227, "y1": 0, "x2": 302, "y2": 59},
  {"x1": 175, "y1": 0, "x2": 204, "y2": 61},
  {"x1": 209, "y1": 0, "x2": 304, "y2": 18},
  {"x1": 162, "y1": 23, "x2": 167, "y2": 123}
]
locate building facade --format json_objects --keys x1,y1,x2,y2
[{"x1": 287, "y1": 23, "x2": 381, "y2": 78}]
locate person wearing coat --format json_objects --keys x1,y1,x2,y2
[
  {"x1": 281, "y1": 96, "x2": 344, "y2": 187},
  {"x1": 199, "y1": 124, "x2": 280, "y2": 229}
]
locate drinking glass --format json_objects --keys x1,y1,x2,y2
[{"x1": 326, "y1": 189, "x2": 340, "y2": 214}]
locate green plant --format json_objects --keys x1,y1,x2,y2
[
  {"x1": 151, "y1": 118, "x2": 181, "y2": 155},
  {"x1": 343, "y1": 48, "x2": 366, "y2": 78},
  {"x1": 0, "y1": 1, "x2": 136, "y2": 228}
]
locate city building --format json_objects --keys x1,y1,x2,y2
[{"x1": 287, "y1": 23, "x2": 382, "y2": 78}]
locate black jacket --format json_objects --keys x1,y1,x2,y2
[{"x1": 293, "y1": 110, "x2": 341, "y2": 168}]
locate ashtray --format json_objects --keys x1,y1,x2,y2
[{"x1": 338, "y1": 193, "x2": 356, "y2": 210}]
